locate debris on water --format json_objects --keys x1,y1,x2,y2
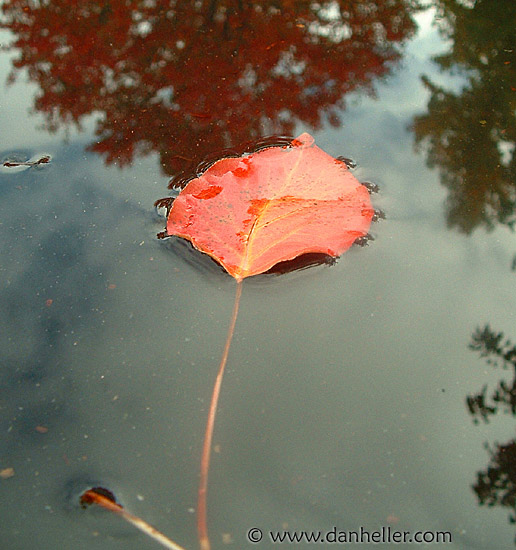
[
  {"x1": 354, "y1": 233, "x2": 374, "y2": 247},
  {"x1": 336, "y1": 155, "x2": 357, "y2": 169},
  {"x1": 0, "y1": 467, "x2": 15, "y2": 479},
  {"x1": 155, "y1": 196, "x2": 176, "y2": 217},
  {"x1": 372, "y1": 209, "x2": 386, "y2": 222},
  {"x1": 80, "y1": 486, "x2": 187, "y2": 550},
  {"x1": 362, "y1": 181, "x2": 380, "y2": 194},
  {"x1": 80, "y1": 486, "x2": 118, "y2": 509},
  {"x1": 2, "y1": 154, "x2": 51, "y2": 170}
]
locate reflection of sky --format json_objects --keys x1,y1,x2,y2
[
  {"x1": 1, "y1": 8, "x2": 516, "y2": 550},
  {"x1": 0, "y1": 30, "x2": 42, "y2": 146},
  {"x1": 0, "y1": 29, "x2": 95, "y2": 151}
]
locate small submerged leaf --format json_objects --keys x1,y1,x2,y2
[
  {"x1": 80, "y1": 487, "x2": 186, "y2": 550},
  {"x1": 80, "y1": 486, "x2": 119, "y2": 509}
]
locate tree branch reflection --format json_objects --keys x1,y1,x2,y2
[
  {"x1": 412, "y1": 0, "x2": 516, "y2": 234},
  {"x1": 468, "y1": 324, "x2": 516, "y2": 543},
  {"x1": 1, "y1": 0, "x2": 418, "y2": 176}
]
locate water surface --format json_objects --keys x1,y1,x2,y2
[{"x1": 1, "y1": 2, "x2": 515, "y2": 549}]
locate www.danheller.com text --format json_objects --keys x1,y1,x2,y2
[{"x1": 246, "y1": 526, "x2": 453, "y2": 544}]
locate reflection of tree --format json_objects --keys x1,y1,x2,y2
[
  {"x1": 412, "y1": 0, "x2": 516, "y2": 234},
  {"x1": 467, "y1": 325, "x2": 516, "y2": 542},
  {"x1": 1, "y1": 0, "x2": 418, "y2": 177},
  {"x1": 468, "y1": 325, "x2": 516, "y2": 424},
  {"x1": 474, "y1": 440, "x2": 516, "y2": 529}
]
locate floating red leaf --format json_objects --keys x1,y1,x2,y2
[
  {"x1": 166, "y1": 132, "x2": 374, "y2": 280},
  {"x1": 162, "y1": 132, "x2": 376, "y2": 550}
]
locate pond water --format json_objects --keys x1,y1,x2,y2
[{"x1": 1, "y1": 2, "x2": 515, "y2": 549}]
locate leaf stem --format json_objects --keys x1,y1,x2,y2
[{"x1": 198, "y1": 278, "x2": 243, "y2": 550}]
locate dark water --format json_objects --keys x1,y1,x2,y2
[{"x1": 1, "y1": 2, "x2": 515, "y2": 549}]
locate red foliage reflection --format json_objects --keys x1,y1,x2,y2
[{"x1": 1, "y1": 1, "x2": 418, "y2": 177}]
